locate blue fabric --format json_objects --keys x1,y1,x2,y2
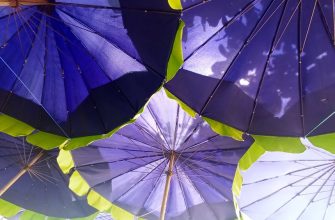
[
  {"x1": 70, "y1": 89, "x2": 251, "y2": 220},
  {"x1": 0, "y1": 1, "x2": 180, "y2": 137},
  {"x1": 0, "y1": 132, "x2": 96, "y2": 218},
  {"x1": 166, "y1": 0, "x2": 335, "y2": 137}
]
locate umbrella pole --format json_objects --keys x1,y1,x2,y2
[
  {"x1": 0, "y1": 0, "x2": 48, "y2": 7},
  {"x1": 0, "y1": 151, "x2": 44, "y2": 196},
  {"x1": 160, "y1": 152, "x2": 176, "y2": 220}
]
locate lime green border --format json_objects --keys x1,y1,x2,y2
[
  {"x1": 0, "y1": 19, "x2": 184, "y2": 151},
  {"x1": 232, "y1": 136, "x2": 306, "y2": 219},
  {"x1": 309, "y1": 133, "x2": 335, "y2": 154},
  {"x1": 57, "y1": 150, "x2": 144, "y2": 220},
  {"x1": 0, "y1": 198, "x2": 98, "y2": 220},
  {"x1": 168, "y1": 0, "x2": 182, "y2": 10}
]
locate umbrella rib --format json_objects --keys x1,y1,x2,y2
[
  {"x1": 198, "y1": 0, "x2": 277, "y2": 116},
  {"x1": 0, "y1": 10, "x2": 39, "y2": 95},
  {"x1": 58, "y1": 8, "x2": 166, "y2": 80},
  {"x1": 247, "y1": 0, "x2": 289, "y2": 132},
  {"x1": 172, "y1": 104, "x2": 180, "y2": 150},
  {"x1": 178, "y1": 165, "x2": 220, "y2": 220},
  {"x1": 323, "y1": 168, "x2": 335, "y2": 220},
  {"x1": 136, "y1": 161, "x2": 169, "y2": 217},
  {"x1": 147, "y1": 105, "x2": 171, "y2": 150},
  {"x1": 113, "y1": 133, "x2": 161, "y2": 151},
  {"x1": 54, "y1": 8, "x2": 141, "y2": 116},
  {"x1": 173, "y1": 120, "x2": 205, "y2": 167},
  {"x1": 56, "y1": 21, "x2": 112, "y2": 133},
  {"x1": 316, "y1": 0, "x2": 335, "y2": 44},
  {"x1": 261, "y1": 165, "x2": 335, "y2": 219},
  {"x1": 301, "y1": 0, "x2": 318, "y2": 52},
  {"x1": 242, "y1": 163, "x2": 334, "y2": 209},
  {"x1": 184, "y1": 162, "x2": 232, "y2": 198},
  {"x1": 296, "y1": 168, "x2": 335, "y2": 220},
  {"x1": 243, "y1": 161, "x2": 334, "y2": 185},
  {"x1": 187, "y1": 160, "x2": 234, "y2": 182},
  {"x1": 75, "y1": 154, "x2": 162, "y2": 169},
  {"x1": 113, "y1": 158, "x2": 167, "y2": 203},
  {"x1": 86, "y1": 157, "x2": 165, "y2": 189},
  {"x1": 183, "y1": 0, "x2": 261, "y2": 62},
  {"x1": 175, "y1": 167, "x2": 191, "y2": 219},
  {"x1": 15, "y1": 1, "x2": 180, "y2": 15},
  {"x1": 0, "y1": 16, "x2": 70, "y2": 138}
]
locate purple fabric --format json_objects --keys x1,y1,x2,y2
[
  {"x1": 166, "y1": 0, "x2": 335, "y2": 137},
  {"x1": 0, "y1": 132, "x2": 96, "y2": 218},
  {"x1": 0, "y1": 1, "x2": 180, "y2": 137},
  {"x1": 70, "y1": 89, "x2": 252, "y2": 220}
]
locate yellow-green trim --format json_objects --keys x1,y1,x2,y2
[
  {"x1": 309, "y1": 133, "x2": 335, "y2": 154},
  {"x1": 204, "y1": 117, "x2": 244, "y2": 141},
  {"x1": 58, "y1": 149, "x2": 145, "y2": 220},
  {"x1": 166, "y1": 20, "x2": 185, "y2": 82},
  {"x1": 0, "y1": 198, "x2": 98, "y2": 220},
  {"x1": 168, "y1": 0, "x2": 182, "y2": 10},
  {"x1": 232, "y1": 136, "x2": 306, "y2": 220},
  {"x1": 165, "y1": 89, "x2": 197, "y2": 117}
]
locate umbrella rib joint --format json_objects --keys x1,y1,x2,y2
[
  {"x1": 0, "y1": 0, "x2": 48, "y2": 7},
  {"x1": 160, "y1": 151, "x2": 176, "y2": 220},
  {"x1": 0, "y1": 150, "x2": 44, "y2": 197}
]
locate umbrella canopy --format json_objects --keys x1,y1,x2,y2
[
  {"x1": 58, "y1": 88, "x2": 252, "y2": 220},
  {"x1": 0, "y1": 0, "x2": 182, "y2": 150},
  {"x1": 165, "y1": 0, "x2": 335, "y2": 139},
  {"x1": 0, "y1": 132, "x2": 97, "y2": 219},
  {"x1": 233, "y1": 138, "x2": 335, "y2": 220}
]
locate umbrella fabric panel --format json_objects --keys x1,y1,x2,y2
[
  {"x1": 0, "y1": 1, "x2": 180, "y2": 138},
  {"x1": 0, "y1": 133, "x2": 96, "y2": 218},
  {"x1": 236, "y1": 139, "x2": 335, "y2": 220},
  {"x1": 166, "y1": 0, "x2": 335, "y2": 137},
  {"x1": 69, "y1": 88, "x2": 252, "y2": 220}
]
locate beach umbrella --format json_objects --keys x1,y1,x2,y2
[
  {"x1": 233, "y1": 138, "x2": 335, "y2": 220},
  {"x1": 58, "y1": 88, "x2": 252, "y2": 220},
  {"x1": 165, "y1": 0, "x2": 335, "y2": 140},
  {"x1": 0, "y1": 0, "x2": 183, "y2": 150},
  {"x1": 0, "y1": 131, "x2": 97, "y2": 219}
]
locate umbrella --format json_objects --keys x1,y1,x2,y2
[
  {"x1": 58, "y1": 88, "x2": 252, "y2": 220},
  {"x1": 0, "y1": 131, "x2": 97, "y2": 219},
  {"x1": 233, "y1": 138, "x2": 335, "y2": 220},
  {"x1": 165, "y1": 0, "x2": 335, "y2": 140},
  {"x1": 0, "y1": 0, "x2": 183, "y2": 150}
]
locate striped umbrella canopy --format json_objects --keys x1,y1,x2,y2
[
  {"x1": 58, "y1": 88, "x2": 252, "y2": 220},
  {"x1": 234, "y1": 138, "x2": 335, "y2": 220},
  {"x1": 165, "y1": 0, "x2": 335, "y2": 141},
  {"x1": 0, "y1": 132, "x2": 97, "y2": 219},
  {"x1": 0, "y1": 0, "x2": 182, "y2": 150}
]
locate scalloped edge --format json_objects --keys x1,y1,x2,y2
[
  {"x1": 308, "y1": 133, "x2": 335, "y2": 154},
  {"x1": 0, "y1": 19, "x2": 184, "y2": 151},
  {"x1": 0, "y1": 198, "x2": 98, "y2": 220},
  {"x1": 57, "y1": 150, "x2": 144, "y2": 220},
  {"x1": 167, "y1": 0, "x2": 182, "y2": 10},
  {"x1": 232, "y1": 136, "x2": 306, "y2": 219}
]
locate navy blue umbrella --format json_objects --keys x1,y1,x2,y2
[
  {"x1": 0, "y1": 132, "x2": 97, "y2": 219},
  {"x1": 166, "y1": 0, "x2": 335, "y2": 138},
  {"x1": 0, "y1": 0, "x2": 181, "y2": 149}
]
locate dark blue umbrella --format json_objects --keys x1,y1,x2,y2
[
  {"x1": 58, "y1": 88, "x2": 252, "y2": 220},
  {"x1": 0, "y1": 0, "x2": 182, "y2": 149},
  {"x1": 165, "y1": 0, "x2": 335, "y2": 139},
  {"x1": 0, "y1": 132, "x2": 97, "y2": 219}
]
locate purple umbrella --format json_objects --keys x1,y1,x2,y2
[
  {"x1": 165, "y1": 0, "x2": 335, "y2": 139},
  {"x1": 58, "y1": 88, "x2": 252, "y2": 220},
  {"x1": 0, "y1": 0, "x2": 182, "y2": 150}
]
